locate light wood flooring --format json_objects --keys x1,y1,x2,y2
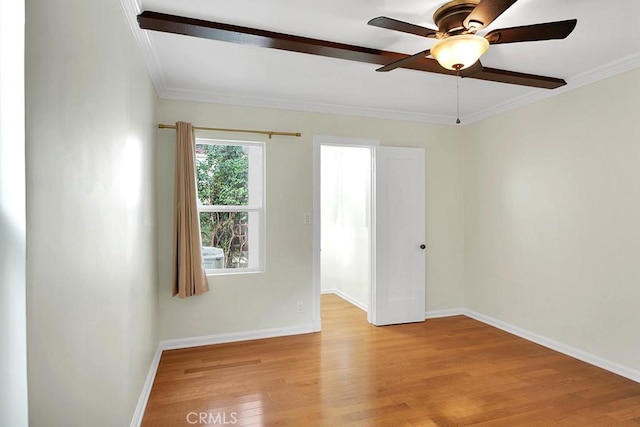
[{"x1": 142, "y1": 294, "x2": 640, "y2": 426}]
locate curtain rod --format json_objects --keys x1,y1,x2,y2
[{"x1": 157, "y1": 123, "x2": 301, "y2": 139}]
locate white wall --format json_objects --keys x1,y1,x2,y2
[
  {"x1": 156, "y1": 99, "x2": 465, "y2": 340},
  {"x1": 321, "y1": 145, "x2": 371, "y2": 308},
  {"x1": 0, "y1": 0, "x2": 28, "y2": 425},
  {"x1": 25, "y1": 1, "x2": 158, "y2": 425},
  {"x1": 463, "y1": 68, "x2": 640, "y2": 371}
]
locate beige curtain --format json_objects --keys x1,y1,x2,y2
[{"x1": 172, "y1": 121, "x2": 210, "y2": 298}]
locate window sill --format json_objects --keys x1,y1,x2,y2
[{"x1": 205, "y1": 268, "x2": 264, "y2": 277}]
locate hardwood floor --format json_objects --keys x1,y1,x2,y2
[{"x1": 142, "y1": 294, "x2": 640, "y2": 426}]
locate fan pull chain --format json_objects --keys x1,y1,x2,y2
[{"x1": 456, "y1": 68, "x2": 461, "y2": 125}]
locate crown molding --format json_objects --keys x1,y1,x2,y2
[
  {"x1": 568, "y1": 51, "x2": 640, "y2": 91},
  {"x1": 119, "y1": 0, "x2": 168, "y2": 95},
  {"x1": 464, "y1": 52, "x2": 640, "y2": 125},
  {"x1": 158, "y1": 51, "x2": 640, "y2": 126},
  {"x1": 158, "y1": 86, "x2": 455, "y2": 125}
]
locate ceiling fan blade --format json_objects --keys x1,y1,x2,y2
[
  {"x1": 376, "y1": 49, "x2": 431, "y2": 72},
  {"x1": 485, "y1": 19, "x2": 577, "y2": 44},
  {"x1": 473, "y1": 67, "x2": 565, "y2": 88},
  {"x1": 368, "y1": 16, "x2": 437, "y2": 38},
  {"x1": 460, "y1": 60, "x2": 483, "y2": 77},
  {"x1": 137, "y1": 11, "x2": 567, "y2": 89},
  {"x1": 464, "y1": 0, "x2": 518, "y2": 30}
]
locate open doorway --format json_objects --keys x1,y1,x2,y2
[
  {"x1": 321, "y1": 144, "x2": 371, "y2": 309},
  {"x1": 312, "y1": 136, "x2": 378, "y2": 328},
  {"x1": 312, "y1": 137, "x2": 427, "y2": 329}
]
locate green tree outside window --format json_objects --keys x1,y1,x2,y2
[{"x1": 196, "y1": 144, "x2": 249, "y2": 268}]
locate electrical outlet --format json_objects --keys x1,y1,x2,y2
[
  {"x1": 303, "y1": 213, "x2": 311, "y2": 224},
  {"x1": 297, "y1": 301, "x2": 304, "y2": 313}
]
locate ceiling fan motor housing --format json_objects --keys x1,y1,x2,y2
[{"x1": 433, "y1": 0, "x2": 480, "y2": 35}]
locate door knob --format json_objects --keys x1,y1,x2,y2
[{"x1": 419, "y1": 244, "x2": 426, "y2": 249}]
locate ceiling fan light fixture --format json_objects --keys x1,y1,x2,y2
[{"x1": 431, "y1": 34, "x2": 489, "y2": 70}]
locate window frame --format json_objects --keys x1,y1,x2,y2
[{"x1": 195, "y1": 137, "x2": 266, "y2": 275}]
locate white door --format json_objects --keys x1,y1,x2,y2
[{"x1": 372, "y1": 146, "x2": 426, "y2": 326}]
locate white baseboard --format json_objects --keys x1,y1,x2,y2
[
  {"x1": 130, "y1": 324, "x2": 317, "y2": 425},
  {"x1": 131, "y1": 307, "x2": 639, "y2": 426},
  {"x1": 159, "y1": 324, "x2": 317, "y2": 351},
  {"x1": 464, "y1": 309, "x2": 640, "y2": 384},
  {"x1": 324, "y1": 289, "x2": 368, "y2": 312},
  {"x1": 130, "y1": 346, "x2": 163, "y2": 427},
  {"x1": 425, "y1": 308, "x2": 465, "y2": 319}
]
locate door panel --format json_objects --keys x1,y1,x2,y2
[{"x1": 373, "y1": 147, "x2": 425, "y2": 326}]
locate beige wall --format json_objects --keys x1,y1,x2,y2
[
  {"x1": 157, "y1": 99, "x2": 465, "y2": 340},
  {"x1": 25, "y1": 1, "x2": 158, "y2": 426},
  {"x1": 0, "y1": 0, "x2": 28, "y2": 425},
  {"x1": 463, "y1": 68, "x2": 640, "y2": 370}
]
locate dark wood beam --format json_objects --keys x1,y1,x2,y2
[{"x1": 137, "y1": 11, "x2": 566, "y2": 89}]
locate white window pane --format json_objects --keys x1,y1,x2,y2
[{"x1": 196, "y1": 139, "x2": 264, "y2": 274}]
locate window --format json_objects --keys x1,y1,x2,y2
[{"x1": 195, "y1": 139, "x2": 264, "y2": 273}]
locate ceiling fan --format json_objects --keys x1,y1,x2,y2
[
  {"x1": 369, "y1": 0, "x2": 577, "y2": 75},
  {"x1": 137, "y1": 0, "x2": 577, "y2": 89}
]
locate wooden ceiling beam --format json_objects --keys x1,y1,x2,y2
[{"x1": 137, "y1": 11, "x2": 566, "y2": 89}]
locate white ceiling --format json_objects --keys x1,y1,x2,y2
[{"x1": 123, "y1": 0, "x2": 640, "y2": 125}]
